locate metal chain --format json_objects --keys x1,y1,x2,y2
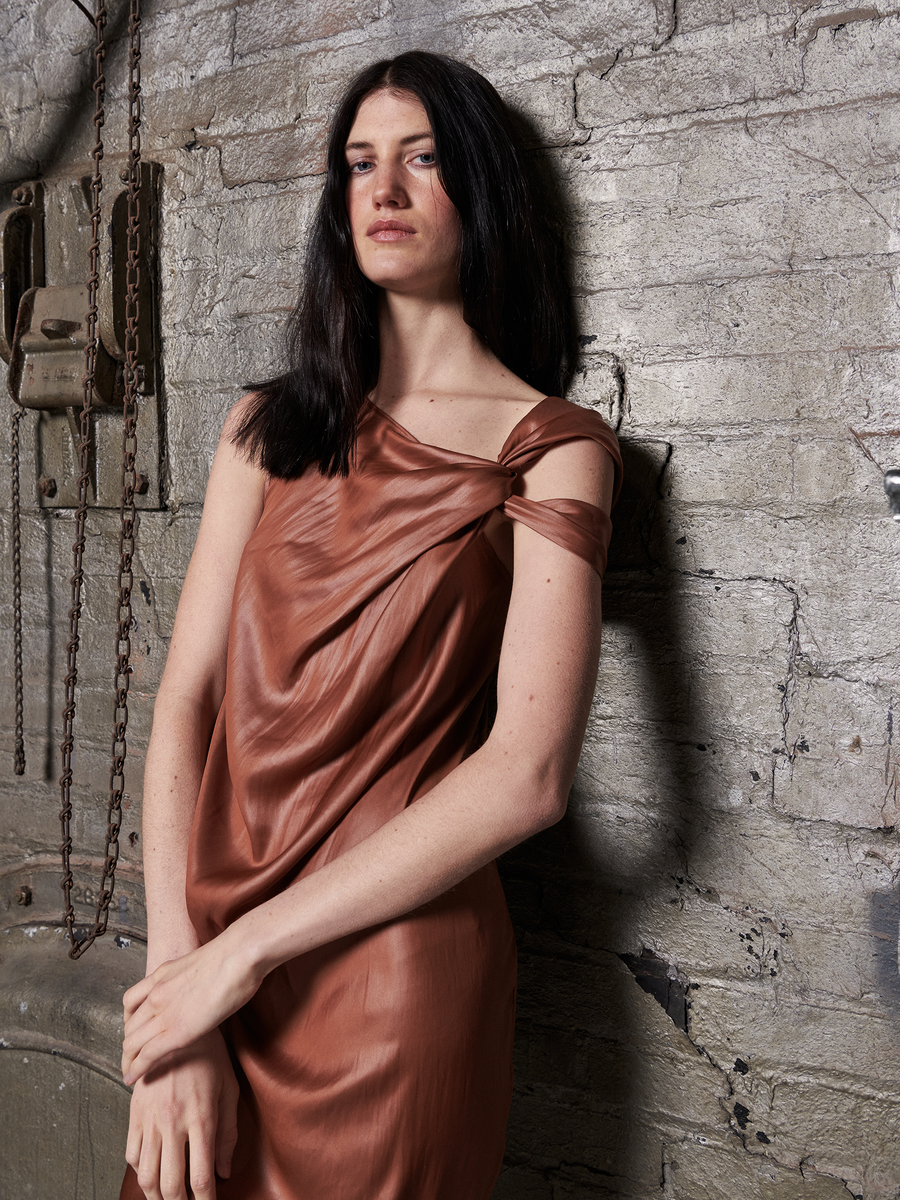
[
  {"x1": 11, "y1": 407, "x2": 25, "y2": 776},
  {"x1": 75, "y1": 0, "x2": 144, "y2": 960},
  {"x1": 60, "y1": 0, "x2": 107, "y2": 953},
  {"x1": 60, "y1": 0, "x2": 143, "y2": 957}
]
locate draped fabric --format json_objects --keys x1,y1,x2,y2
[{"x1": 121, "y1": 396, "x2": 622, "y2": 1200}]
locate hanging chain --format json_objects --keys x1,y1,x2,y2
[
  {"x1": 60, "y1": 0, "x2": 107, "y2": 952},
  {"x1": 11, "y1": 407, "x2": 25, "y2": 776},
  {"x1": 88, "y1": 0, "x2": 144, "y2": 959},
  {"x1": 61, "y1": 0, "x2": 144, "y2": 958}
]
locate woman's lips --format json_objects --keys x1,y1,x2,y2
[{"x1": 367, "y1": 219, "x2": 416, "y2": 241}]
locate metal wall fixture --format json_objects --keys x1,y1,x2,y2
[
  {"x1": 885, "y1": 469, "x2": 900, "y2": 521},
  {"x1": 1, "y1": 165, "x2": 160, "y2": 508}
]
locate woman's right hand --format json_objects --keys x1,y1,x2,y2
[{"x1": 125, "y1": 1027, "x2": 239, "y2": 1200}]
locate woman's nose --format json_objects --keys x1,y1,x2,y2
[{"x1": 372, "y1": 164, "x2": 407, "y2": 208}]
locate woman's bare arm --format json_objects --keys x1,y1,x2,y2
[
  {"x1": 126, "y1": 401, "x2": 266, "y2": 1200},
  {"x1": 121, "y1": 434, "x2": 616, "y2": 1084},
  {"x1": 141, "y1": 404, "x2": 266, "y2": 971}
]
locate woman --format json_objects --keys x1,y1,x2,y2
[{"x1": 120, "y1": 50, "x2": 622, "y2": 1200}]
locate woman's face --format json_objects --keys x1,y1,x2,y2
[{"x1": 344, "y1": 89, "x2": 462, "y2": 298}]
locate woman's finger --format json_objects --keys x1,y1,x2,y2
[
  {"x1": 214, "y1": 1073, "x2": 240, "y2": 1180},
  {"x1": 135, "y1": 1126, "x2": 165, "y2": 1200},
  {"x1": 125, "y1": 1117, "x2": 143, "y2": 1174},
  {"x1": 123, "y1": 1050, "x2": 153, "y2": 1088},
  {"x1": 123, "y1": 1007, "x2": 159, "y2": 1053},
  {"x1": 157, "y1": 1130, "x2": 189, "y2": 1200},
  {"x1": 123, "y1": 994, "x2": 195, "y2": 1079},
  {"x1": 124, "y1": 972, "x2": 156, "y2": 1018},
  {"x1": 124, "y1": 980, "x2": 172, "y2": 1039},
  {"x1": 187, "y1": 1124, "x2": 218, "y2": 1200},
  {"x1": 125, "y1": 1026, "x2": 193, "y2": 1086},
  {"x1": 122, "y1": 1018, "x2": 161, "y2": 1080}
]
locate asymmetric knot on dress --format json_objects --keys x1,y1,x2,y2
[{"x1": 121, "y1": 396, "x2": 622, "y2": 1200}]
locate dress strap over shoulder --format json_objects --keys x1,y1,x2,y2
[
  {"x1": 497, "y1": 397, "x2": 623, "y2": 578},
  {"x1": 501, "y1": 494, "x2": 613, "y2": 575}
]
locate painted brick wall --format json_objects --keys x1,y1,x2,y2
[{"x1": 2, "y1": 1, "x2": 899, "y2": 1196}]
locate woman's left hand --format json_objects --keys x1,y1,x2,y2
[{"x1": 122, "y1": 930, "x2": 261, "y2": 1086}]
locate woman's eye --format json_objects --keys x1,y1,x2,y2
[
  {"x1": 349, "y1": 159, "x2": 374, "y2": 174},
  {"x1": 414, "y1": 152, "x2": 436, "y2": 165}
]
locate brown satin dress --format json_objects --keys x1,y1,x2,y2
[{"x1": 121, "y1": 396, "x2": 622, "y2": 1200}]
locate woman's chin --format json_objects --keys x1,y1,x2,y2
[
  {"x1": 369, "y1": 272, "x2": 461, "y2": 303},
  {"x1": 356, "y1": 254, "x2": 456, "y2": 297}
]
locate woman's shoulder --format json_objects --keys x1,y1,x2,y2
[
  {"x1": 221, "y1": 391, "x2": 266, "y2": 447},
  {"x1": 501, "y1": 396, "x2": 621, "y2": 474},
  {"x1": 197, "y1": 396, "x2": 270, "y2": 519}
]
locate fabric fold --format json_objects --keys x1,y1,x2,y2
[{"x1": 501, "y1": 494, "x2": 614, "y2": 576}]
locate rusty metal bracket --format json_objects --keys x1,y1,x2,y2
[
  {"x1": 884, "y1": 469, "x2": 900, "y2": 521},
  {"x1": 0, "y1": 183, "x2": 45, "y2": 363},
  {"x1": 2, "y1": 166, "x2": 161, "y2": 509},
  {"x1": 9, "y1": 283, "x2": 118, "y2": 409}
]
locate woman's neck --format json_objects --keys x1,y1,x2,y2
[{"x1": 372, "y1": 290, "x2": 497, "y2": 407}]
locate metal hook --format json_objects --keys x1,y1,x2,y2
[{"x1": 884, "y1": 469, "x2": 900, "y2": 521}]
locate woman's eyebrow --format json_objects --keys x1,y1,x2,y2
[{"x1": 345, "y1": 132, "x2": 434, "y2": 151}]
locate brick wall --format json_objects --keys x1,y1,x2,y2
[{"x1": 2, "y1": 1, "x2": 899, "y2": 1196}]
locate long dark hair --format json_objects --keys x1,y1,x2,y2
[{"x1": 234, "y1": 50, "x2": 576, "y2": 477}]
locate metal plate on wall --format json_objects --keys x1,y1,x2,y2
[{"x1": 3, "y1": 164, "x2": 163, "y2": 510}]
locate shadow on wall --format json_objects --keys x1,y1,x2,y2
[
  {"x1": 495, "y1": 439, "x2": 712, "y2": 1197},
  {"x1": 871, "y1": 887, "x2": 900, "y2": 1011}
]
